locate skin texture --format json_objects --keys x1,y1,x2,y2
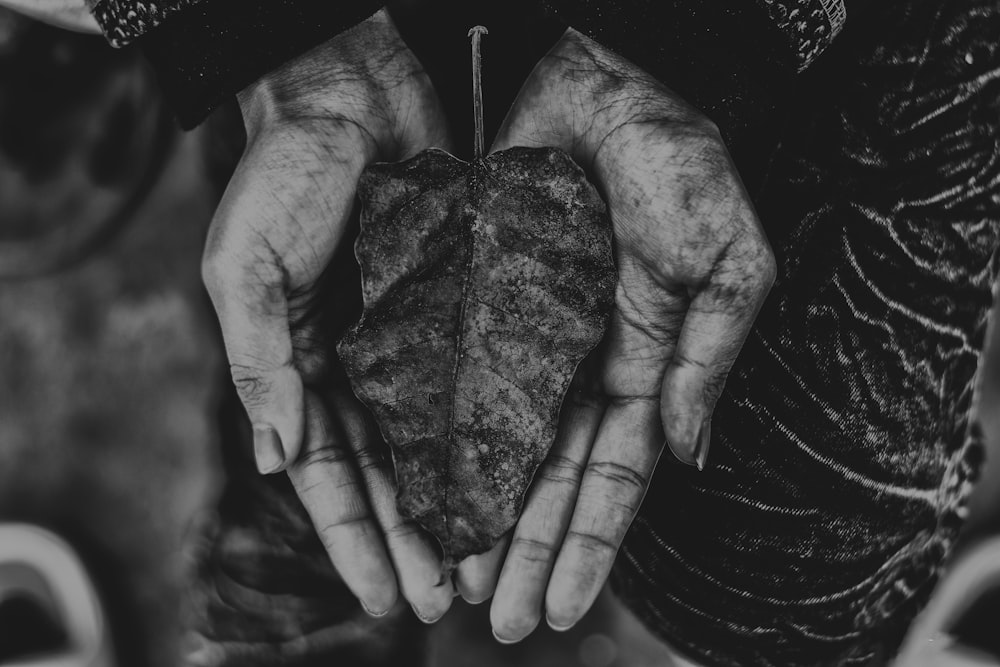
[
  {"x1": 472, "y1": 29, "x2": 777, "y2": 641},
  {"x1": 202, "y1": 14, "x2": 774, "y2": 638},
  {"x1": 201, "y1": 11, "x2": 457, "y2": 623}
]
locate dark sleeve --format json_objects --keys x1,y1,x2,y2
[
  {"x1": 93, "y1": 0, "x2": 384, "y2": 129},
  {"x1": 89, "y1": 0, "x2": 845, "y2": 143},
  {"x1": 539, "y1": 0, "x2": 848, "y2": 185}
]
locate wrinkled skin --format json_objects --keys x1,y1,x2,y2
[
  {"x1": 201, "y1": 10, "x2": 458, "y2": 622},
  {"x1": 201, "y1": 7, "x2": 774, "y2": 651},
  {"x1": 456, "y1": 29, "x2": 776, "y2": 640}
]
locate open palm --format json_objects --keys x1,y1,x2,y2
[{"x1": 459, "y1": 28, "x2": 777, "y2": 641}]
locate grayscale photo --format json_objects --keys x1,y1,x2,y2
[{"x1": 0, "y1": 1, "x2": 999, "y2": 666}]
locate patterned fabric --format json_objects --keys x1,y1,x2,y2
[
  {"x1": 759, "y1": 0, "x2": 847, "y2": 70},
  {"x1": 612, "y1": 0, "x2": 1000, "y2": 664},
  {"x1": 87, "y1": 0, "x2": 203, "y2": 47}
]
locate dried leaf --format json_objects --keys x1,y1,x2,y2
[{"x1": 338, "y1": 146, "x2": 616, "y2": 567}]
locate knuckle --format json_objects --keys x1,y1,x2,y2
[
  {"x1": 384, "y1": 521, "x2": 422, "y2": 541},
  {"x1": 202, "y1": 239, "x2": 287, "y2": 312},
  {"x1": 200, "y1": 247, "x2": 227, "y2": 296},
  {"x1": 537, "y1": 454, "x2": 585, "y2": 486},
  {"x1": 565, "y1": 529, "x2": 619, "y2": 557},
  {"x1": 669, "y1": 120, "x2": 727, "y2": 174},
  {"x1": 708, "y1": 231, "x2": 777, "y2": 310},
  {"x1": 583, "y1": 460, "x2": 648, "y2": 494},
  {"x1": 352, "y1": 442, "x2": 388, "y2": 472},
  {"x1": 229, "y1": 363, "x2": 271, "y2": 409},
  {"x1": 297, "y1": 441, "x2": 351, "y2": 467},
  {"x1": 510, "y1": 535, "x2": 558, "y2": 564},
  {"x1": 754, "y1": 242, "x2": 778, "y2": 290}
]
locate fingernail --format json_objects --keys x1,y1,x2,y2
[
  {"x1": 492, "y1": 629, "x2": 518, "y2": 645},
  {"x1": 694, "y1": 418, "x2": 711, "y2": 471},
  {"x1": 667, "y1": 438, "x2": 698, "y2": 468},
  {"x1": 361, "y1": 602, "x2": 391, "y2": 618},
  {"x1": 411, "y1": 604, "x2": 442, "y2": 624},
  {"x1": 546, "y1": 614, "x2": 575, "y2": 632},
  {"x1": 253, "y1": 424, "x2": 285, "y2": 474}
]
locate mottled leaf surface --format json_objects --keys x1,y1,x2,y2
[{"x1": 338, "y1": 147, "x2": 616, "y2": 566}]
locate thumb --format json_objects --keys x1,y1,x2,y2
[
  {"x1": 203, "y1": 242, "x2": 305, "y2": 474},
  {"x1": 202, "y1": 119, "x2": 372, "y2": 473},
  {"x1": 201, "y1": 140, "x2": 315, "y2": 473},
  {"x1": 660, "y1": 257, "x2": 774, "y2": 469}
]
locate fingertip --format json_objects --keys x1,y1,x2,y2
[
  {"x1": 252, "y1": 424, "x2": 285, "y2": 474},
  {"x1": 454, "y1": 539, "x2": 506, "y2": 604},
  {"x1": 457, "y1": 584, "x2": 492, "y2": 605},
  {"x1": 659, "y1": 386, "x2": 705, "y2": 469},
  {"x1": 490, "y1": 598, "x2": 540, "y2": 643},
  {"x1": 361, "y1": 588, "x2": 397, "y2": 618},
  {"x1": 662, "y1": 425, "x2": 699, "y2": 469},
  {"x1": 492, "y1": 629, "x2": 521, "y2": 645},
  {"x1": 544, "y1": 558, "x2": 604, "y2": 634},
  {"x1": 371, "y1": 576, "x2": 401, "y2": 618},
  {"x1": 407, "y1": 570, "x2": 455, "y2": 625},
  {"x1": 544, "y1": 592, "x2": 583, "y2": 633},
  {"x1": 662, "y1": 408, "x2": 712, "y2": 470},
  {"x1": 695, "y1": 417, "x2": 711, "y2": 471},
  {"x1": 411, "y1": 596, "x2": 452, "y2": 624},
  {"x1": 545, "y1": 613, "x2": 576, "y2": 633}
]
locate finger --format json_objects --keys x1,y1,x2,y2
[
  {"x1": 454, "y1": 536, "x2": 508, "y2": 605},
  {"x1": 329, "y1": 387, "x2": 456, "y2": 623},
  {"x1": 545, "y1": 398, "x2": 662, "y2": 631},
  {"x1": 207, "y1": 272, "x2": 304, "y2": 475},
  {"x1": 660, "y1": 236, "x2": 775, "y2": 468},
  {"x1": 490, "y1": 386, "x2": 603, "y2": 642},
  {"x1": 202, "y1": 132, "x2": 363, "y2": 472},
  {"x1": 287, "y1": 391, "x2": 398, "y2": 616}
]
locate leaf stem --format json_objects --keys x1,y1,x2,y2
[{"x1": 468, "y1": 25, "x2": 488, "y2": 160}]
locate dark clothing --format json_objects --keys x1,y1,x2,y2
[
  {"x1": 81, "y1": 0, "x2": 998, "y2": 665},
  {"x1": 89, "y1": 0, "x2": 846, "y2": 132},
  {"x1": 615, "y1": 1, "x2": 998, "y2": 662}
]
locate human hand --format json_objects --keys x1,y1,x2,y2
[
  {"x1": 201, "y1": 10, "x2": 456, "y2": 622},
  {"x1": 463, "y1": 29, "x2": 776, "y2": 640}
]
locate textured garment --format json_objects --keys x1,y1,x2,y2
[
  {"x1": 613, "y1": 0, "x2": 1000, "y2": 664},
  {"x1": 86, "y1": 0, "x2": 201, "y2": 47},
  {"x1": 182, "y1": 0, "x2": 999, "y2": 666},
  {"x1": 89, "y1": 0, "x2": 845, "y2": 56},
  {"x1": 85, "y1": 0, "x2": 844, "y2": 129},
  {"x1": 759, "y1": 0, "x2": 847, "y2": 70},
  {"x1": 137, "y1": 0, "x2": 384, "y2": 128}
]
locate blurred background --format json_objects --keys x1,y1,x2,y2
[{"x1": 0, "y1": 8, "x2": 998, "y2": 667}]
